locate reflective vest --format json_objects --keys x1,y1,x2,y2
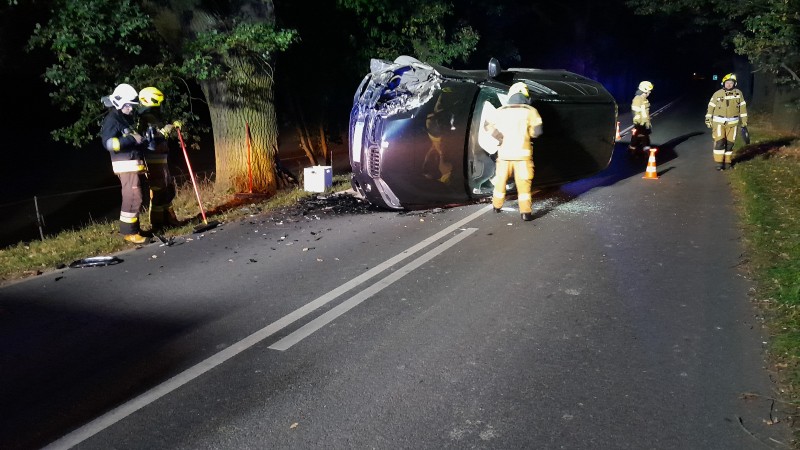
[{"x1": 706, "y1": 88, "x2": 748, "y2": 127}]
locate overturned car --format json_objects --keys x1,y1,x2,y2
[{"x1": 349, "y1": 56, "x2": 618, "y2": 210}]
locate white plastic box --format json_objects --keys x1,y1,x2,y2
[{"x1": 303, "y1": 165, "x2": 333, "y2": 193}]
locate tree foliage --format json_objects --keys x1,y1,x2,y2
[
  {"x1": 336, "y1": 0, "x2": 479, "y2": 65},
  {"x1": 26, "y1": 0, "x2": 297, "y2": 150},
  {"x1": 27, "y1": 0, "x2": 162, "y2": 146},
  {"x1": 627, "y1": 0, "x2": 800, "y2": 88}
]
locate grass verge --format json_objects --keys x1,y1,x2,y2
[
  {"x1": 729, "y1": 116, "x2": 800, "y2": 430},
  {"x1": 0, "y1": 174, "x2": 352, "y2": 285}
]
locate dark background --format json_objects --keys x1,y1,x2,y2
[{"x1": 0, "y1": 0, "x2": 743, "y2": 246}]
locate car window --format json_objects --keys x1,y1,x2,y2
[{"x1": 534, "y1": 80, "x2": 600, "y2": 96}]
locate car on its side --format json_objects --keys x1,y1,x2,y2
[{"x1": 349, "y1": 56, "x2": 617, "y2": 210}]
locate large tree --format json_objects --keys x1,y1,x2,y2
[{"x1": 26, "y1": 0, "x2": 297, "y2": 194}]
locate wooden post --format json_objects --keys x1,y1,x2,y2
[{"x1": 34, "y1": 196, "x2": 45, "y2": 241}]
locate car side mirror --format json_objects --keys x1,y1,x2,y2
[{"x1": 488, "y1": 58, "x2": 501, "y2": 79}]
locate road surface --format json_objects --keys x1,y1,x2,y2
[{"x1": 0, "y1": 97, "x2": 790, "y2": 449}]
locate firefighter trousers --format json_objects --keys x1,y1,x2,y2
[
  {"x1": 712, "y1": 124, "x2": 737, "y2": 164},
  {"x1": 117, "y1": 171, "x2": 143, "y2": 235},
  {"x1": 146, "y1": 160, "x2": 176, "y2": 225},
  {"x1": 492, "y1": 159, "x2": 534, "y2": 214}
]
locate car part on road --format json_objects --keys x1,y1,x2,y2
[
  {"x1": 68, "y1": 256, "x2": 123, "y2": 268},
  {"x1": 175, "y1": 126, "x2": 221, "y2": 233}
]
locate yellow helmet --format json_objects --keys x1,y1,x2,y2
[
  {"x1": 721, "y1": 73, "x2": 737, "y2": 86},
  {"x1": 138, "y1": 87, "x2": 164, "y2": 107},
  {"x1": 638, "y1": 81, "x2": 653, "y2": 93},
  {"x1": 508, "y1": 82, "x2": 530, "y2": 98}
]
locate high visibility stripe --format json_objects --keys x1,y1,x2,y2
[
  {"x1": 106, "y1": 138, "x2": 121, "y2": 152},
  {"x1": 708, "y1": 101, "x2": 716, "y2": 107},
  {"x1": 518, "y1": 193, "x2": 532, "y2": 201},
  {"x1": 493, "y1": 192, "x2": 505, "y2": 199},
  {"x1": 712, "y1": 116, "x2": 740, "y2": 123},
  {"x1": 112, "y1": 160, "x2": 146, "y2": 173},
  {"x1": 119, "y1": 212, "x2": 138, "y2": 224},
  {"x1": 713, "y1": 149, "x2": 725, "y2": 155}
]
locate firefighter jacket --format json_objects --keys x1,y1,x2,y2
[
  {"x1": 100, "y1": 109, "x2": 145, "y2": 173},
  {"x1": 138, "y1": 108, "x2": 170, "y2": 164},
  {"x1": 706, "y1": 88, "x2": 748, "y2": 127},
  {"x1": 631, "y1": 93, "x2": 651, "y2": 128},
  {"x1": 483, "y1": 104, "x2": 543, "y2": 161}
]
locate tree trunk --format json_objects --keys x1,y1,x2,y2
[{"x1": 201, "y1": 60, "x2": 278, "y2": 194}]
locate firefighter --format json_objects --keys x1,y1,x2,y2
[
  {"x1": 705, "y1": 73, "x2": 748, "y2": 170},
  {"x1": 137, "y1": 87, "x2": 180, "y2": 230},
  {"x1": 483, "y1": 82, "x2": 543, "y2": 222},
  {"x1": 100, "y1": 83, "x2": 148, "y2": 244},
  {"x1": 629, "y1": 81, "x2": 653, "y2": 157}
]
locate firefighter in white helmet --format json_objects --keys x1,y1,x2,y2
[
  {"x1": 482, "y1": 82, "x2": 543, "y2": 221},
  {"x1": 138, "y1": 86, "x2": 181, "y2": 230},
  {"x1": 705, "y1": 73, "x2": 748, "y2": 170},
  {"x1": 100, "y1": 83, "x2": 148, "y2": 244},
  {"x1": 628, "y1": 81, "x2": 653, "y2": 157}
]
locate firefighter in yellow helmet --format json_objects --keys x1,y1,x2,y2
[
  {"x1": 137, "y1": 87, "x2": 181, "y2": 229},
  {"x1": 482, "y1": 82, "x2": 543, "y2": 221},
  {"x1": 628, "y1": 81, "x2": 653, "y2": 158},
  {"x1": 705, "y1": 73, "x2": 748, "y2": 170},
  {"x1": 100, "y1": 83, "x2": 148, "y2": 244}
]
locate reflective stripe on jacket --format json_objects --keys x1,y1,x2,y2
[
  {"x1": 705, "y1": 88, "x2": 748, "y2": 126},
  {"x1": 100, "y1": 108, "x2": 145, "y2": 173}
]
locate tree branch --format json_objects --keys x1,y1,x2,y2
[{"x1": 780, "y1": 63, "x2": 800, "y2": 83}]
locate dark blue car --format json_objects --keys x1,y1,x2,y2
[{"x1": 349, "y1": 56, "x2": 618, "y2": 210}]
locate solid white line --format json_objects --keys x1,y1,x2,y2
[
  {"x1": 269, "y1": 227, "x2": 479, "y2": 351},
  {"x1": 43, "y1": 205, "x2": 492, "y2": 449}
]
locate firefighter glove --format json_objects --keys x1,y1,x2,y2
[
  {"x1": 705, "y1": 119, "x2": 712, "y2": 129},
  {"x1": 160, "y1": 123, "x2": 174, "y2": 136}
]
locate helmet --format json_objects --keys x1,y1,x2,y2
[
  {"x1": 110, "y1": 83, "x2": 139, "y2": 110},
  {"x1": 508, "y1": 82, "x2": 530, "y2": 98},
  {"x1": 721, "y1": 73, "x2": 737, "y2": 86},
  {"x1": 139, "y1": 87, "x2": 164, "y2": 107},
  {"x1": 638, "y1": 81, "x2": 654, "y2": 93}
]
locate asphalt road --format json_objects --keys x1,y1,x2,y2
[{"x1": 0, "y1": 98, "x2": 791, "y2": 449}]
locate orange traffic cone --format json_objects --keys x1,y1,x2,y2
[
  {"x1": 643, "y1": 147, "x2": 659, "y2": 180},
  {"x1": 615, "y1": 122, "x2": 621, "y2": 141}
]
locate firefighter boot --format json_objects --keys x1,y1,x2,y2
[
  {"x1": 521, "y1": 213, "x2": 533, "y2": 221},
  {"x1": 717, "y1": 163, "x2": 726, "y2": 171},
  {"x1": 166, "y1": 207, "x2": 181, "y2": 227},
  {"x1": 124, "y1": 233, "x2": 148, "y2": 244}
]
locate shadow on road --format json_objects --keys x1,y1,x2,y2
[{"x1": 529, "y1": 131, "x2": 704, "y2": 221}]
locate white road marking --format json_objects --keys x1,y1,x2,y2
[
  {"x1": 269, "y1": 227, "x2": 479, "y2": 351},
  {"x1": 43, "y1": 205, "x2": 491, "y2": 449}
]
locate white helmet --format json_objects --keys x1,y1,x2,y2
[
  {"x1": 638, "y1": 81, "x2": 654, "y2": 93},
  {"x1": 110, "y1": 83, "x2": 139, "y2": 110}
]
